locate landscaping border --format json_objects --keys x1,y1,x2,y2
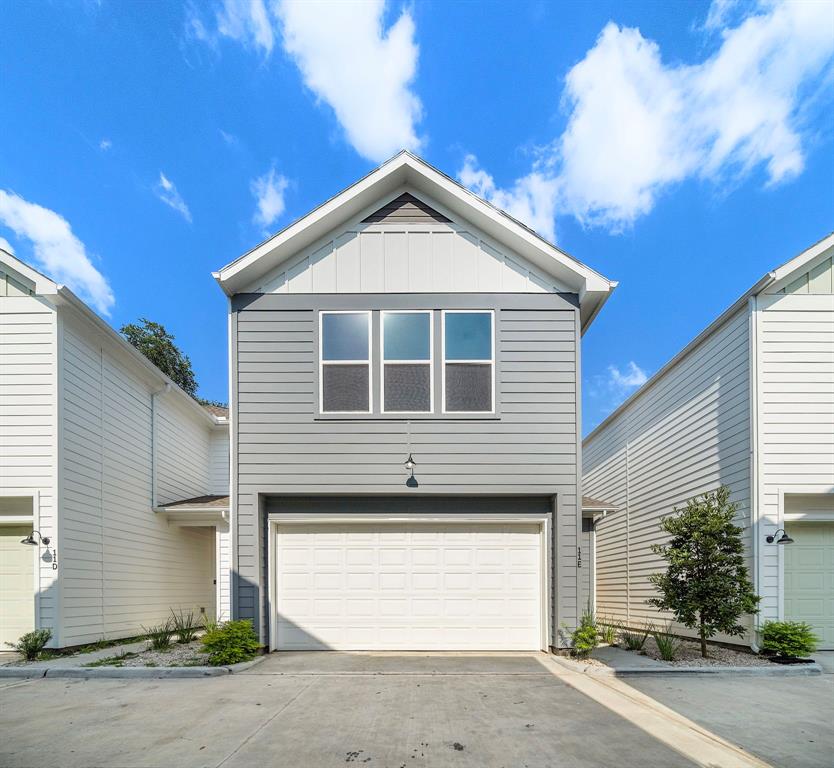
[
  {"x1": 0, "y1": 654, "x2": 266, "y2": 679},
  {"x1": 554, "y1": 657, "x2": 823, "y2": 677}
]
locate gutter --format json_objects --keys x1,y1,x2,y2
[
  {"x1": 150, "y1": 383, "x2": 171, "y2": 511},
  {"x1": 53, "y1": 286, "x2": 219, "y2": 428}
]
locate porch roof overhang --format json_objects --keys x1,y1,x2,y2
[
  {"x1": 157, "y1": 495, "x2": 230, "y2": 528},
  {"x1": 581, "y1": 496, "x2": 619, "y2": 517}
]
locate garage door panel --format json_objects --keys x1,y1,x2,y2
[
  {"x1": 785, "y1": 521, "x2": 834, "y2": 650},
  {"x1": 0, "y1": 526, "x2": 35, "y2": 648},
  {"x1": 274, "y1": 522, "x2": 543, "y2": 651}
]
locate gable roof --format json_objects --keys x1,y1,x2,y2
[
  {"x1": 584, "y1": 230, "x2": 834, "y2": 446},
  {"x1": 214, "y1": 151, "x2": 616, "y2": 332}
]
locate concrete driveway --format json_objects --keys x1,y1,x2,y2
[{"x1": 0, "y1": 652, "x2": 815, "y2": 768}]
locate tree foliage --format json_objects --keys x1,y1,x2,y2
[
  {"x1": 121, "y1": 318, "x2": 198, "y2": 397},
  {"x1": 648, "y1": 486, "x2": 760, "y2": 657}
]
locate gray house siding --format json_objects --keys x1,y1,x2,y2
[{"x1": 232, "y1": 292, "x2": 581, "y2": 647}]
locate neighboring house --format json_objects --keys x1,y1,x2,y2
[
  {"x1": 584, "y1": 233, "x2": 834, "y2": 650},
  {"x1": 214, "y1": 151, "x2": 616, "y2": 651},
  {"x1": 0, "y1": 250, "x2": 230, "y2": 650}
]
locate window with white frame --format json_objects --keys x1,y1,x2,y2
[
  {"x1": 381, "y1": 311, "x2": 432, "y2": 413},
  {"x1": 443, "y1": 310, "x2": 494, "y2": 413},
  {"x1": 320, "y1": 311, "x2": 371, "y2": 413}
]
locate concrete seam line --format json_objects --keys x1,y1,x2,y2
[
  {"x1": 214, "y1": 678, "x2": 317, "y2": 768},
  {"x1": 542, "y1": 657, "x2": 773, "y2": 768}
]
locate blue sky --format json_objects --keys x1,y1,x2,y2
[{"x1": 1, "y1": 0, "x2": 832, "y2": 432}]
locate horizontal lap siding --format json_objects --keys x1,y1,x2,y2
[
  {"x1": 584, "y1": 308, "x2": 753, "y2": 640},
  {"x1": 60, "y1": 313, "x2": 216, "y2": 645},
  {"x1": 235, "y1": 303, "x2": 579, "y2": 643},
  {"x1": 758, "y1": 292, "x2": 834, "y2": 622},
  {"x1": 0, "y1": 296, "x2": 57, "y2": 638}
]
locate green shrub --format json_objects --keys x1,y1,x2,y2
[
  {"x1": 170, "y1": 609, "x2": 199, "y2": 644},
  {"x1": 570, "y1": 611, "x2": 598, "y2": 658},
  {"x1": 652, "y1": 627, "x2": 681, "y2": 661},
  {"x1": 598, "y1": 621, "x2": 617, "y2": 645},
  {"x1": 201, "y1": 620, "x2": 260, "y2": 666},
  {"x1": 621, "y1": 626, "x2": 650, "y2": 651},
  {"x1": 142, "y1": 620, "x2": 173, "y2": 650},
  {"x1": 760, "y1": 620, "x2": 818, "y2": 658},
  {"x1": 6, "y1": 629, "x2": 53, "y2": 661}
]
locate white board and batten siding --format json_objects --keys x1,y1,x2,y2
[
  {"x1": 248, "y1": 224, "x2": 571, "y2": 296},
  {"x1": 584, "y1": 307, "x2": 753, "y2": 637},
  {"x1": 0, "y1": 294, "x2": 58, "y2": 637},
  {"x1": 756, "y1": 287, "x2": 834, "y2": 622},
  {"x1": 59, "y1": 309, "x2": 217, "y2": 645}
]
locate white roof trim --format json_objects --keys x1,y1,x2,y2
[
  {"x1": 584, "y1": 231, "x2": 834, "y2": 445},
  {"x1": 214, "y1": 151, "x2": 616, "y2": 331},
  {"x1": 0, "y1": 249, "x2": 58, "y2": 295}
]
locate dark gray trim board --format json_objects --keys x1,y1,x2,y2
[{"x1": 233, "y1": 292, "x2": 580, "y2": 312}]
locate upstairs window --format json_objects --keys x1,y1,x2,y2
[
  {"x1": 320, "y1": 311, "x2": 371, "y2": 413},
  {"x1": 443, "y1": 310, "x2": 494, "y2": 413},
  {"x1": 381, "y1": 311, "x2": 432, "y2": 413}
]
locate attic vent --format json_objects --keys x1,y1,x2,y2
[{"x1": 362, "y1": 193, "x2": 452, "y2": 224}]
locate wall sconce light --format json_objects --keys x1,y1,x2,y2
[
  {"x1": 765, "y1": 528, "x2": 793, "y2": 545},
  {"x1": 405, "y1": 453, "x2": 418, "y2": 488},
  {"x1": 20, "y1": 530, "x2": 50, "y2": 547}
]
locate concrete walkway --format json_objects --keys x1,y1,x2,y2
[{"x1": 0, "y1": 652, "x2": 793, "y2": 768}]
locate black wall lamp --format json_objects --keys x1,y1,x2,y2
[
  {"x1": 766, "y1": 528, "x2": 793, "y2": 544},
  {"x1": 20, "y1": 530, "x2": 50, "y2": 547},
  {"x1": 405, "y1": 453, "x2": 418, "y2": 488}
]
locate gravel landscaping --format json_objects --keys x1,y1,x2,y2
[
  {"x1": 84, "y1": 640, "x2": 210, "y2": 668},
  {"x1": 613, "y1": 637, "x2": 771, "y2": 667}
]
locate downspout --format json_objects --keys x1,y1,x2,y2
[
  {"x1": 748, "y1": 294, "x2": 760, "y2": 651},
  {"x1": 150, "y1": 383, "x2": 171, "y2": 511}
]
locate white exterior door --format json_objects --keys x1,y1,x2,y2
[
  {"x1": 0, "y1": 525, "x2": 34, "y2": 649},
  {"x1": 273, "y1": 522, "x2": 543, "y2": 651},
  {"x1": 785, "y1": 522, "x2": 834, "y2": 650}
]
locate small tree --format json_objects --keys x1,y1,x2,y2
[
  {"x1": 121, "y1": 318, "x2": 198, "y2": 397},
  {"x1": 648, "y1": 486, "x2": 760, "y2": 658}
]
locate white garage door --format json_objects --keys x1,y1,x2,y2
[
  {"x1": 274, "y1": 523, "x2": 543, "y2": 651},
  {"x1": 0, "y1": 525, "x2": 34, "y2": 649},
  {"x1": 785, "y1": 522, "x2": 834, "y2": 650}
]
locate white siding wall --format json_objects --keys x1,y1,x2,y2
[
  {"x1": 250, "y1": 225, "x2": 569, "y2": 295},
  {"x1": 584, "y1": 307, "x2": 753, "y2": 639},
  {"x1": 0, "y1": 295, "x2": 58, "y2": 638},
  {"x1": 756, "y1": 290, "x2": 834, "y2": 622},
  {"x1": 155, "y1": 396, "x2": 211, "y2": 506},
  {"x1": 209, "y1": 428, "x2": 229, "y2": 496},
  {"x1": 217, "y1": 530, "x2": 231, "y2": 622},
  {"x1": 59, "y1": 310, "x2": 216, "y2": 645}
]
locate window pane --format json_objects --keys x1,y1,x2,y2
[
  {"x1": 322, "y1": 364, "x2": 369, "y2": 412},
  {"x1": 445, "y1": 363, "x2": 492, "y2": 412},
  {"x1": 384, "y1": 364, "x2": 430, "y2": 412},
  {"x1": 322, "y1": 313, "x2": 369, "y2": 361},
  {"x1": 445, "y1": 312, "x2": 491, "y2": 360},
  {"x1": 383, "y1": 312, "x2": 430, "y2": 360}
]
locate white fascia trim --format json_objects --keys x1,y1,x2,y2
[
  {"x1": 268, "y1": 514, "x2": 550, "y2": 524},
  {"x1": 0, "y1": 249, "x2": 58, "y2": 295},
  {"x1": 766, "y1": 230, "x2": 834, "y2": 290},
  {"x1": 214, "y1": 151, "x2": 615, "y2": 301},
  {"x1": 54, "y1": 286, "x2": 219, "y2": 428},
  {"x1": 584, "y1": 271, "x2": 776, "y2": 446}
]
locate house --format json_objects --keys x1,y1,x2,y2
[
  {"x1": 0, "y1": 250, "x2": 230, "y2": 650},
  {"x1": 583, "y1": 233, "x2": 834, "y2": 650},
  {"x1": 213, "y1": 151, "x2": 616, "y2": 651}
]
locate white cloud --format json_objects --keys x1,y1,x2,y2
[
  {"x1": 217, "y1": 0, "x2": 274, "y2": 54},
  {"x1": 608, "y1": 361, "x2": 648, "y2": 392},
  {"x1": 154, "y1": 172, "x2": 192, "y2": 223},
  {"x1": 0, "y1": 190, "x2": 115, "y2": 315},
  {"x1": 458, "y1": 0, "x2": 834, "y2": 236},
  {"x1": 99, "y1": 138, "x2": 112, "y2": 151},
  {"x1": 0, "y1": 236, "x2": 14, "y2": 254},
  {"x1": 273, "y1": 0, "x2": 423, "y2": 162},
  {"x1": 459, "y1": 154, "x2": 560, "y2": 243},
  {"x1": 188, "y1": 0, "x2": 423, "y2": 162},
  {"x1": 220, "y1": 129, "x2": 238, "y2": 146},
  {"x1": 251, "y1": 165, "x2": 289, "y2": 229}
]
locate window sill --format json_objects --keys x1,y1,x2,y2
[{"x1": 314, "y1": 413, "x2": 501, "y2": 422}]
